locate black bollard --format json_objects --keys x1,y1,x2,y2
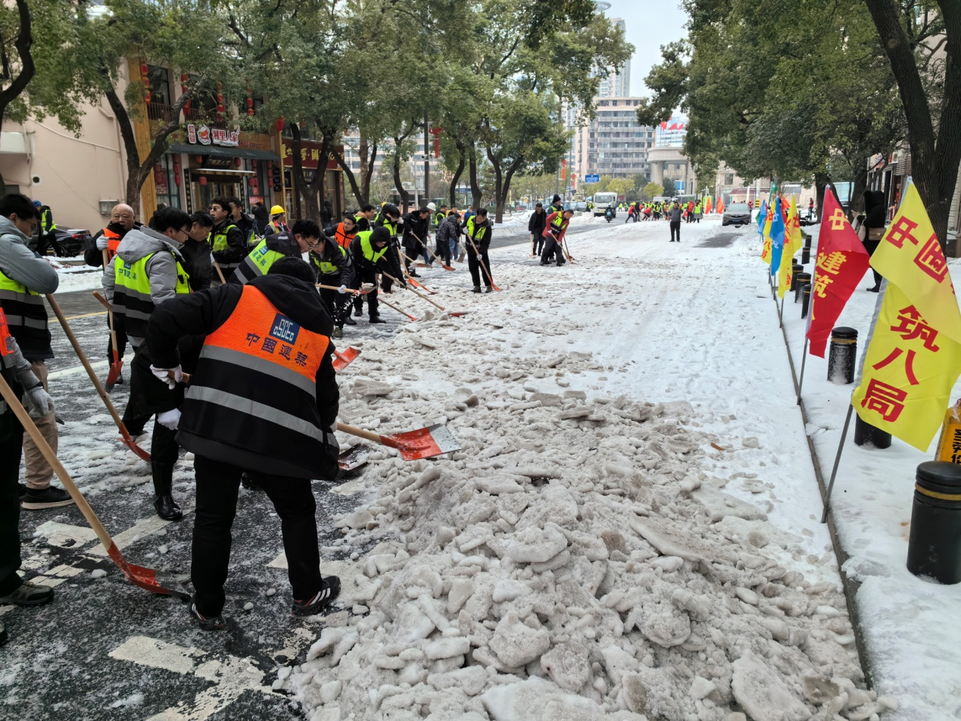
[
  {"x1": 795, "y1": 272, "x2": 811, "y2": 303},
  {"x1": 827, "y1": 327, "x2": 858, "y2": 384},
  {"x1": 801, "y1": 284, "x2": 811, "y2": 318},
  {"x1": 801, "y1": 236, "x2": 812, "y2": 264},
  {"x1": 907, "y1": 461, "x2": 961, "y2": 584},
  {"x1": 791, "y1": 263, "x2": 803, "y2": 292},
  {"x1": 854, "y1": 414, "x2": 892, "y2": 449}
]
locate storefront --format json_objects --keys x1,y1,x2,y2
[
  {"x1": 170, "y1": 124, "x2": 279, "y2": 215},
  {"x1": 281, "y1": 138, "x2": 345, "y2": 220}
]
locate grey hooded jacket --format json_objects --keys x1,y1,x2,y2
[
  {"x1": 102, "y1": 226, "x2": 186, "y2": 346},
  {"x1": 0, "y1": 216, "x2": 60, "y2": 295}
]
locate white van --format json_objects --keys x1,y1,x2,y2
[{"x1": 593, "y1": 192, "x2": 618, "y2": 217}]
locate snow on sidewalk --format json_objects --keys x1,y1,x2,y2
[
  {"x1": 781, "y1": 226, "x2": 961, "y2": 721},
  {"x1": 282, "y1": 218, "x2": 889, "y2": 720}
]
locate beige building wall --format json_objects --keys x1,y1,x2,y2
[{"x1": 0, "y1": 86, "x2": 131, "y2": 232}]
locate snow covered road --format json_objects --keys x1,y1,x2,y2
[{"x1": 3, "y1": 217, "x2": 908, "y2": 720}]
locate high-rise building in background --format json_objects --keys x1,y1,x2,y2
[{"x1": 596, "y1": 19, "x2": 630, "y2": 98}]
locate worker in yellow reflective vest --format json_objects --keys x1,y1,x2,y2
[
  {"x1": 231, "y1": 219, "x2": 322, "y2": 285},
  {"x1": 209, "y1": 197, "x2": 246, "y2": 280}
]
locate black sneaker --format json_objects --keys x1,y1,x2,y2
[
  {"x1": 369, "y1": 315, "x2": 387, "y2": 324},
  {"x1": 291, "y1": 576, "x2": 341, "y2": 617},
  {"x1": 0, "y1": 580, "x2": 54, "y2": 606},
  {"x1": 344, "y1": 316, "x2": 357, "y2": 326},
  {"x1": 353, "y1": 308, "x2": 362, "y2": 317},
  {"x1": 21, "y1": 486, "x2": 75, "y2": 510},
  {"x1": 190, "y1": 602, "x2": 226, "y2": 631}
]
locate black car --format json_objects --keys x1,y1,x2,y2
[
  {"x1": 32, "y1": 228, "x2": 92, "y2": 257},
  {"x1": 722, "y1": 203, "x2": 752, "y2": 227}
]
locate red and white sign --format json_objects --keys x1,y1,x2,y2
[{"x1": 186, "y1": 123, "x2": 239, "y2": 148}]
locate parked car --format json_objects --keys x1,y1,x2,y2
[
  {"x1": 572, "y1": 201, "x2": 587, "y2": 212},
  {"x1": 32, "y1": 228, "x2": 92, "y2": 257},
  {"x1": 722, "y1": 204, "x2": 752, "y2": 227}
]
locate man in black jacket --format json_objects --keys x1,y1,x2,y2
[
  {"x1": 349, "y1": 226, "x2": 404, "y2": 323},
  {"x1": 465, "y1": 208, "x2": 494, "y2": 293},
  {"x1": 402, "y1": 207, "x2": 430, "y2": 275},
  {"x1": 209, "y1": 198, "x2": 247, "y2": 280},
  {"x1": 310, "y1": 232, "x2": 354, "y2": 338},
  {"x1": 528, "y1": 203, "x2": 547, "y2": 257},
  {"x1": 145, "y1": 258, "x2": 341, "y2": 628}
]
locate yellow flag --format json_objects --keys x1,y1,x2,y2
[
  {"x1": 871, "y1": 180, "x2": 961, "y2": 345},
  {"x1": 760, "y1": 204, "x2": 773, "y2": 265},
  {"x1": 852, "y1": 284, "x2": 961, "y2": 450},
  {"x1": 787, "y1": 196, "x2": 803, "y2": 255}
]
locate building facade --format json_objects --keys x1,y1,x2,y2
[
  {"x1": 0, "y1": 60, "x2": 343, "y2": 233},
  {"x1": 571, "y1": 97, "x2": 655, "y2": 185}
]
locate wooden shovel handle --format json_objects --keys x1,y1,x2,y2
[
  {"x1": 382, "y1": 272, "x2": 445, "y2": 311},
  {"x1": 336, "y1": 421, "x2": 384, "y2": 445},
  {"x1": 317, "y1": 284, "x2": 358, "y2": 295},
  {"x1": 46, "y1": 295, "x2": 127, "y2": 433},
  {"x1": 376, "y1": 295, "x2": 417, "y2": 321},
  {"x1": 0, "y1": 372, "x2": 114, "y2": 551},
  {"x1": 464, "y1": 235, "x2": 496, "y2": 289},
  {"x1": 213, "y1": 261, "x2": 227, "y2": 284}
]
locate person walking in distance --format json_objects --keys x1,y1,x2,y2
[
  {"x1": 528, "y1": 203, "x2": 547, "y2": 258},
  {"x1": 435, "y1": 210, "x2": 460, "y2": 266},
  {"x1": 32, "y1": 200, "x2": 64, "y2": 257},
  {"x1": 465, "y1": 208, "x2": 494, "y2": 293},
  {"x1": 669, "y1": 201, "x2": 683, "y2": 242},
  {"x1": 0, "y1": 194, "x2": 70, "y2": 510},
  {"x1": 145, "y1": 257, "x2": 342, "y2": 629}
]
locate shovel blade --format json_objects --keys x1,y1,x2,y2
[
  {"x1": 121, "y1": 434, "x2": 151, "y2": 462},
  {"x1": 106, "y1": 542, "x2": 189, "y2": 599},
  {"x1": 105, "y1": 360, "x2": 123, "y2": 390},
  {"x1": 338, "y1": 443, "x2": 370, "y2": 471},
  {"x1": 333, "y1": 347, "x2": 361, "y2": 372},
  {"x1": 408, "y1": 278, "x2": 437, "y2": 295},
  {"x1": 383, "y1": 424, "x2": 461, "y2": 460}
]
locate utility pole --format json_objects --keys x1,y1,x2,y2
[{"x1": 424, "y1": 113, "x2": 430, "y2": 205}]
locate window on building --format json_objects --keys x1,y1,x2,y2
[
  {"x1": 155, "y1": 154, "x2": 181, "y2": 210},
  {"x1": 725, "y1": 174, "x2": 735, "y2": 185}
]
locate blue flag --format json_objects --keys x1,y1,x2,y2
[
  {"x1": 769, "y1": 198, "x2": 785, "y2": 277},
  {"x1": 757, "y1": 200, "x2": 767, "y2": 236}
]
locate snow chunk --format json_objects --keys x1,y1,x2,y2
[
  {"x1": 540, "y1": 640, "x2": 591, "y2": 692},
  {"x1": 424, "y1": 637, "x2": 470, "y2": 660},
  {"x1": 489, "y1": 612, "x2": 551, "y2": 667},
  {"x1": 504, "y1": 523, "x2": 568, "y2": 564},
  {"x1": 481, "y1": 677, "x2": 608, "y2": 721},
  {"x1": 731, "y1": 651, "x2": 812, "y2": 721}
]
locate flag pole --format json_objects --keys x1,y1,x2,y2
[
  {"x1": 796, "y1": 337, "x2": 809, "y2": 405},
  {"x1": 821, "y1": 401, "x2": 854, "y2": 522},
  {"x1": 779, "y1": 294, "x2": 785, "y2": 327}
]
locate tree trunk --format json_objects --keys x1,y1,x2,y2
[
  {"x1": 393, "y1": 141, "x2": 409, "y2": 213},
  {"x1": 864, "y1": 0, "x2": 961, "y2": 251},
  {"x1": 468, "y1": 146, "x2": 482, "y2": 210},
  {"x1": 814, "y1": 172, "x2": 830, "y2": 222},
  {"x1": 449, "y1": 142, "x2": 466, "y2": 207},
  {"x1": 361, "y1": 140, "x2": 377, "y2": 205},
  {"x1": 849, "y1": 162, "x2": 869, "y2": 218},
  {"x1": 332, "y1": 134, "x2": 377, "y2": 207},
  {"x1": 0, "y1": 0, "x2": 34, "y2": 133},
  {"x1": 486, "y1": 148, "x2": 504, "y2": 223},
  {"x1": 302, "y1": 130, "x2": 332, "y2": 223},
  {"x1": 105, "y1": 82, "x2": 194, "y2": 212},
  {"x1": 290, "y1": 125, "x2": 308, "y2": 220}
]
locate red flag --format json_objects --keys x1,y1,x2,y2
[{"x1": 806, "y1": 188, "x2": 871, "y2": 357}]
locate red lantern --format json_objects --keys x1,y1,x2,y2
[
  {"x1": 181, "y1": 74, "x2": 191, "y2": 112},
  {"x1": 141, "y1": 63, "x2": 151, "y2": 103},
  {"x1": 250, "y1": 177, "x2": 259, "y2": 188},
  {"x1": 234, "y1": 158, "x2": 242, "y2": 168},
  {"x1": 275, "y1": 117, "x2": 285, "y2": 134},
  {"x1": 199, "y1": 176, "x2": 208, "y2": 186},
  {"x1": 174, "y1": 174, "x2": 181, "y2": 187},
  {"x1": 194, "y1": 155, "x2": 203, "y2": 163},
  {"x1": 154, "y1": 163, "x2": 164, "y2": 185},
  {"x1": 429, "y1": 126, "x2": 443, "y2": 159}
]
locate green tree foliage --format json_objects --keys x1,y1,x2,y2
[
  {"x1": 643, "y1": 181, "x2": 663, "y2": 200},
  {"x1": 638, "y1": 0, "x2": 907, "y2": 216},
  {"x1": 662, "y1": 178, "x2": 677, "y2": 197}
]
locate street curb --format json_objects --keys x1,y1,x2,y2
[{"x1": 773, "y1": 279, "x2": 876, "y2": 691}]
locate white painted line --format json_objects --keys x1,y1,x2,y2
[
  {"x1": 88, "y1": 500, "x2": 194, "y2": 557},
  {"x1": 109, "y1": 635, "x2": 200, "y2": 675},
  {"x1": 33, "y1": 521, "x2": 99, "y2": 548}
]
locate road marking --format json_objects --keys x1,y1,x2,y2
[
  {"x1": 33, "y1": 521, "x2": 99, "y2": 548},
  {"x1": 50, "y1": 310, "x2": 108, "y2": 323},
  {"x1": 48, "y1": 360, "x2": 108, "y2": 381},
  {"x1": 88, "y1": 501, "x2": 195, "y2": 556},
  {"x1": 110, "y1": 635, "x2": 277, "y2": 720}
]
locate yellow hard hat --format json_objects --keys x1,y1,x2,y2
[{"x1": 270, "y1": 205, "x2": 286, "y2": 216}]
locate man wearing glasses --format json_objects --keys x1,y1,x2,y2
[
  {"x1": 103, "y1": 207, "x2": 193, "y2": 521},
  {"x1": 230, "y1": 219, "x2": 321, "y2": 285}
]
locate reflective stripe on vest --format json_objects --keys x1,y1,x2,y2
[
  {"x1": 466, "y1": 217, "x2": 487, "y2": 241},
  {"x1": 357, "y1": 231, "x2": 388, "y2": 264},
  {"x1": 183, "y1": 285, "x2": 334, "y2": 469},
  {"x1": 113, "y1": 251, "x2": 190, "y2": 336},
  {"x1": 234, "y1": 239, "x2": 287, "y2": 285},
  {"x1": 0, "y1": 267, "x2": 50, "y2": 357}
]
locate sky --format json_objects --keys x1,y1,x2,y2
[{"x1": 600, "y1": 0, "x2": 690, "y2": 97}]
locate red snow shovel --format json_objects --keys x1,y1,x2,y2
[
  {"x1": 414, "y1": 232, "x2": 455, "y2": 272},
  {"x1": 464, "y1": 235, "x2": 501, "y2": 291},
  {"x1": 46, "y1": 294, "x2": 150, "y2": 462},
  {"x1": 0, "y1": 373, "x2": 187, "y2": 599},
  {"x1": 91, "y1": 290, "x2": 123, "y2": 390},
  {"x1": 333, "y1": 347, "x2": 361, "y2": 372},
  {"x1": 337, "y1": 421, "x2": 460, "y2": 460}
]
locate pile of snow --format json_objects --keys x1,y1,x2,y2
[
  {"x1": 276, "y1": 221, "x2": 885, "y2": 720},
  {"x1": 49, "y1": 259, "x2": 103, "y2": 293}
]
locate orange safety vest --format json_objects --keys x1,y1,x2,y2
[
  {"x1": 335, "y1": 223, "x2": 354, "y2": 249},
  {"x1": 103, "y1": 227, "x2": 122, "y2": 260},
  {"x1": 180, "y1": 284, "x2": 337, "y2": 478}
]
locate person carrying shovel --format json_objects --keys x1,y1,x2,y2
[
  {"x1": 144, "y1": 257, "x2": 342, "y2": 629},
  {"x1": 541, "y1": 208, "x2": 574, "y2": 266},
  {"x1": 465, "y1": 208, "x2": 494, "y2": 293}
]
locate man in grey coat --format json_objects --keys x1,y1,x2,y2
[
  {"x1": 669, "y1": 202, "x2": 683, "y2": 242},
  {"x1": 0, "y1": 194, "x2": 69, "y2": 510}
]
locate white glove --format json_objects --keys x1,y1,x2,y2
[
  {"x1": 150, "y1": 364, "x2": 183, "y2": 390},
  {"x1": 24, "y1": 384, "x2": 54, "y2": 418},
  {"x1": 476, "y1": 254, "x2": 482, "y2": 260},
  {"x1": 96, "y1": 235, "x2": 110, "y2": 250},
  {"x1": 157, "y1": 409, "x2": 181, "y2": 431},
  {"x1": 338, "y1": 285, "x2": 347, "y2": 294}
]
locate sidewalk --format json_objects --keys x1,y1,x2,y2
[{"x1": 778, "y1": 226, "x2": 961, "y2": 721}]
